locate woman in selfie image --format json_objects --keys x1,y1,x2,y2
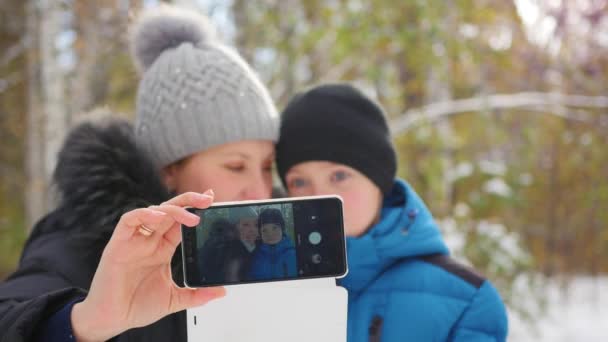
[
  {"x1": 0, "y1": 5, "x2": 279, "y2": 342},
  {"x1": 276, "y1": 84, "x2": 508, "y2": 341},
  {"x1": 224, "y1": 207, "x2": 260, "y2": 282}
]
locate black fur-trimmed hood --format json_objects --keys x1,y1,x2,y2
[
  {"x1": 54, "y1": 119, "x2": 170, "y2": 228},
  {"x1": 4, "y1": 119, "x2": 189, "y2": 341},
  {"x1": 26, "y1": 119, "x2": 170, "y2": 253}
]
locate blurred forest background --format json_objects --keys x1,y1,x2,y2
[{"x1": 1, "y1": 0, "x2": 607, "y2": 336}]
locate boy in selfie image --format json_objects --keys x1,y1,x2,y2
[
  {"x1": 249, "y1": 208, "x2": 297, "y2": 279},
  {"x1": 276, "y1": 84, "x2": 508, "y2": 341}
]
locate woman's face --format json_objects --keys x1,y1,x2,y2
[
  {"x1": 163, "y1": 140, "x2": 274, "y2": 202},
  {"x1": 285, "y1": 161, "x2": 383, "y2": 237},
  {"x1": 236, "y1": 217, "x2": 259, "y2": 245},
  {"x1": 260, "y1": 223, "x2": 283, "y2": 245}
]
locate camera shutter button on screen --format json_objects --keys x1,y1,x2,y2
[{"x1": 308, "y1": 231, "x2": 322, "y2": 245}]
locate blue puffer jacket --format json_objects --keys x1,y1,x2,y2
[
  {"x1": 249, "y1": 236, "x2": 297, "y2": 280},
  {"x1": 338, "y1": 179, "x2": 508, "y2": 341}
]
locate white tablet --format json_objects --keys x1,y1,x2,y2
[{"x1": 187, "y1": 279, "x2": 347, "y2": 342}]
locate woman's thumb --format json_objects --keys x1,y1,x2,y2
[{"x1": 170, "y1": 286, "x2": 226, "y2": 313}]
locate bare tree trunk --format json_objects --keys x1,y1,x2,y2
[
  {"x1": 25, "y1": 0, "x2": 67, "y2": 230},
  {"x1": 274, "y1": 0, "x2": 297, "y2": 104},
  {"x1": 232, "y1": 0, "x2": 253, "y2": 62},
  {"x1": 70, "y1": 0, "x2": 104, "y2": 117},
  {"x1": 25, "y1": 0, "x2": 45, "y2": 230},
  {"x1": 544, "y1": 140, "x2": 559, "y2": 276},
  {"x1": 40, "y1": 0, "x2": 68, "y2": 206},
  {"x1": 70, "y1": 0, "x2": 135, "y2": 119}
]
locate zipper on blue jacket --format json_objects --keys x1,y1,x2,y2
[{"x1": 369, "y1": 315, "x2": 383, "y2": 342}]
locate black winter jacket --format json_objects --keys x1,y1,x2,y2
[{"x1": 0, "y1": 120, "x2": 188, "y2": 341}]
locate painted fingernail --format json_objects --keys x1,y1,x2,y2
[{"x1": 197, "y1": 193, "x2": 212, "y2": 200}]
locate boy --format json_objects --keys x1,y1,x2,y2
[
  {"x1": 249, "y1": 208, "x2": 297, "y2": 279},
  {"x1": 276, "y1": 84, "x2": 508, "y2": 341}
]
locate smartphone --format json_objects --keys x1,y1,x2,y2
[{"x1": 181, "y1": 196, "x2": 347, "y2": 287}]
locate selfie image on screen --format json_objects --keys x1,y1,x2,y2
[
  {"x1": 185, "y1": 197, "x2": 345, "y2": 286},
  {"x1": 195, "y1": 204, "x2": 297, "y2": 284}
]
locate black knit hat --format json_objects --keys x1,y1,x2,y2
[
  {"x1": 276, "y1": 83, "x2": 397, "y2": 195},
  {"x1": 258, "y1": 208, "x2": 286, "y2": 232}
]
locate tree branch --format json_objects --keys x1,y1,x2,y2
[
  {"x1": 1, "y1": 38, "x2": 26, "y2": 67},
  {"x1": 390, "y1": 92, "x2": 608, "y2": 135},
  {"x1": 0, "y1": 73, "x2": 22, "y2": 93}
]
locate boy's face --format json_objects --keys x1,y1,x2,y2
[
  {"x1": 260, "y1": 223, "x2": 283, "y2": 245},
  {"x1": 237, "y1": 217, "x2": 259, "y2": 244},
  {"x1": 285, "y1": 161, "x2": 382, "y2": 237}
]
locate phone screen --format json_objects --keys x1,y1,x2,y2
[{"x1": 181, "y1": 196, "x2": 347, "y2": 287}]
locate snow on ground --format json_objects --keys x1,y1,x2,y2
[
  {"x1": 439, "y1": 218, "x2": 607, "y2": 341},
  {"x1": 508, "y1": 276, "x2": 608, "y2": 341}
]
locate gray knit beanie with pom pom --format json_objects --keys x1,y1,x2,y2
[{"x1": 131, "y1": 5, "x2": 279, "y2": 167}]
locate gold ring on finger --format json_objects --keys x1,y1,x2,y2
[{"x1": 138, "y1": 224, "x2": 155, "y2": 236}]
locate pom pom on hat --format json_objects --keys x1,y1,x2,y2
[{"x1": 130, "y1": 4, "x2": 216, "y2": 72}]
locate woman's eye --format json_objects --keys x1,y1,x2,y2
[
  {"x1": 331, "y1": 170, "x2": 350, "y2": 182},
  {"x1": 225, "y1": 164, "x2": 245, "y2": 172}
]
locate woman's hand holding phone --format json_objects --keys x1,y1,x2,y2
[{"x1": 70, "y1": 190, "x2": 226, "y2": 342}]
